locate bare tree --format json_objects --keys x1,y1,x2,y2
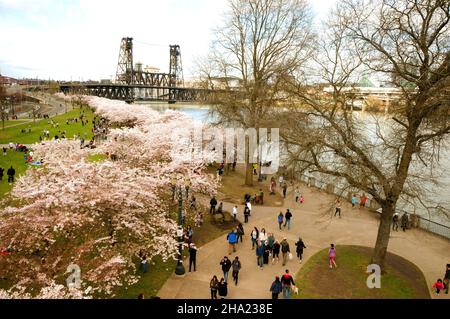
[
  {"x1": 199, "y1": 0, "x2": 313, "y2": 185},
  {"x1": 0, "y1": 84, "x2": 7, "y2": 130},
  {"x1": 282, "y1": 0, "x2": 450, "y2": 269}
]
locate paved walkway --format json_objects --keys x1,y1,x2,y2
[{"x1": 158, "y1": 183, "x2": 450, "y2": 299}]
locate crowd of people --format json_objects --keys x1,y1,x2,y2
[{"x1": 135, "y1": 163, "x2": 449, "y2": 300}]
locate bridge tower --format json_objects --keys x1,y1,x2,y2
[
  {"x1": 169, "y1": 45, "x2": 184, "y2": 88},
  {"x1": 115, "y1": 37, "x2": 134, "y2": 85}
]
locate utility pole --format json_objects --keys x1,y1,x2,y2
[{"x1": 175, "y1": 185, "x2": 186, "y2": 276}]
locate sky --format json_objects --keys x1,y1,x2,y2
[{"x1": 0, "y1": 0, "x2": 337, "y2": 81}]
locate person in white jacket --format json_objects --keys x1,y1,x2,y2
[
  {"x1": 232, "y1": 206, "x2": 238, "y2": 221},
  {"x1": 259, "y1": 228, "x2": 267, "y2": 242},
  {"x1": 246, "y1": 202, "x2": 252, "y2": 216}
]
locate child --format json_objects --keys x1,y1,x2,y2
[
  {"x1": 195, "y1": 212, "x2": 203, "y2": 227},
  {"x1": 351, "y1": 194, "x2": 356, "y2": 208},
  {"x1": 433, "y1": 279, "x2": 444, "y2": 294},
  {"x1": 329, "y1": 244, "x2": 337, "y2": 269},
  {"x1": 299, "y1": 195, "x2": 304, "y2": 204}
]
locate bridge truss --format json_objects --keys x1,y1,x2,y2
[{"x1": 60, "y1": 37, "x2": 208, "y2": 103}]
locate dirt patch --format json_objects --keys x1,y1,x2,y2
[{"x1": 211, "y1": 164, "x2": 285, "y2": 207}]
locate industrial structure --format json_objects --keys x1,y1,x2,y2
[{"x1": 60, "y1": 37, "x2": 208, "y2": 103}]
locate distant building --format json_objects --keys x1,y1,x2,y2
[
  {"x1": 143, "y1": 65, "x2": 160, "y2": 73},
  {"x1": 0, "y1": 73, "x2": 19, "y2": 86}
]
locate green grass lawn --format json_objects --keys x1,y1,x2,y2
[
  {"x1": 0, "y1": 107, "x2": 94, "y2": 198},
  {"x1": 294, "y1": 245, "x2": 430, "y2": 299},
  {"x1": 113, "y1": 209, "x2": 239, "y2": 299},
  {"x1": 0, "y1": 151, "x2": 28, "y2": 199},
  {"x1": 0, "y1": 107, "x2": 94, "y2": 145},
  {"x1": 1, "y1": 120, "x2": 31, "y2": 128}
]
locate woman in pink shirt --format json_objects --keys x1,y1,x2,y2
[{"x1": 329, "y1": 244, "x2": 337, "y2": 269}]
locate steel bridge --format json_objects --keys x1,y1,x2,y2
[
  {"x1": 59, "y1": 37, "x2": 209, "y2": 103},
  {"x1": 59, "y1": 83, "x2": 210, "y2": 103}
]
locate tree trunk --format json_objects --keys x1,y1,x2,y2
[
  {"x1": 245, "y1": 163, "x2": 254, "y2": 186},
  {"x1": 244, "y1": 135, "x2": 254, "y2": 186},
  {"x1": 371, "y1": 204, "x2": 394, "y2": 271}
]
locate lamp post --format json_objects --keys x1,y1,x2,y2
[
  {"x1": 1, "y1": 102, "x2": 6, "y2": 130},
  {"x1": 175, "y1": 185, "x2": 186, "y2": 275}
]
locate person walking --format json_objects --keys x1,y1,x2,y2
[
  {"x1": 189, "y1": 243, "x2": 197, "y2": 272},
  {"x1": 218, "y1": 278, "x2": 228, "y2": 299},
  {"x1": 259, "y1": 189, "x2": 264, "y2": 205},
  {"x1": 185, "y1": 180, "x2": 191, "y2": 200},
  {"x1": 267, "y1": 233, "x2": 275, "y2": 252},
  {"x1": 246, "y1": 201, "x2": 252, "y2": 216},
  {"x1": 277, "y1": 211, "x2": 284, "y2": 230},
  {"x1": 237, "y1": 223, "x2": 245, "y2": 243},
  {"x1": 295, "y1": 237, "x2": 307, "y2": 263},
  {"x1": 227, "y1": 229, "x2": 238, "y2": 255},
  {"x1": 278, "y1": 175, "x2": 284, "y2": 186},
  {"x1": 334, "y1": 199, "x2": 342, "y2": 218},
  {"x1": 210, "y1": 276, "x2": 219, "y2": 299},
  {"x1": 259, "y1": 228, "x2": 267, "y2": 243},
  {"x1": 263, "y1": 242, "x2": 271, "y2": 265},
  {"x1": 281, "y1": 238, "x2": 290, "y2": 266},
  {"x1": 232, "y1": 205, "x2": 238, "y2": 221},
  {"x1": 284, "y1": 209, "x2": 292, "y2": 230},
  {"x1": 190, "y1": 195, "x2": 197, "y2": 210},
  {"x1": 140, "y1": 256, "x2": 148, "y2": 273},
  {"x1": 272, "y1": 240, "x2": 281, "y2": 264},
  {"x1": 329, "y1": 244, "x2": 337, "y2": 269},
  {"x1": 232, "y1": 257, "x2": 241, "y2": 285},
  {"x1": 210, "y1": 196, "x2": 218, "y2": 214},
  {"x1": 401, "y1": 213, "x2": 409, "y2": 232},
  {"x1": 220, "y1": 256, "x2": 232, "y2": 283},
  {"x1": 270, "y1": 276, "x2": 282, "y2": 299},
  {"x1": 251, "y1": 227, "x2": 259, "y2": 249},
  {"x1": 360, "y1": 193, "x2": 367, "y2": 209},
  {"x1": 244, "y1": 205, "x2": 250, "y2": 223},
  {"x1": 433, "y1": 279, "x2": 445, "y2": 295},
  {"x1": 270, "y1": 179, "x2": 276, "y2": 195},
  {"x1": 282, "y1": 183, "x2": 287, "y2": 198},
  {"x1": 281, "y1": 269, "x2": 296, "y2": 299},
  {"x1": 392, "y1": 213, "x2": 399, "y2": 231},
  {"x1": 7, "y1": 166, "x2": 15, "y2": 184},
  {"x1": 0, "y1": 166, "x2": 4, "y2": 181},
  {"x1": 351, "y1": 194, "x2": 356, "y2": 208},
  {"x1": 294, "y1": 187, "x2": 300, "y2": 203},
  {"x1": 185, "y1": 225, "x2": 194, "y2": 244},
  {"x1": 217, "y1": 202, "x2": 224, "y2": 215},
  {"x1": 443, "y1": 264, "x2": 450, "y2": 294},
  {"x1": 256, "y1": 240, "x2": 265, "y2": 269}
]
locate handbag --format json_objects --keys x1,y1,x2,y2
[{"x1": 288, "y1": 252, "x2": 293, "y2": 260}]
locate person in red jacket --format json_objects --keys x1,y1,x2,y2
[
  {"x1": 433, "y1": 279, "x2": 445, "y2": 294},
  {"x1": 360, "y1": 194, "x2": 367, "y2": 209},
  {"x1": 280, "y1": 269, "x2": 296, "y2": 299}
]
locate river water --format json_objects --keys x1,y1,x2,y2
[{"x1": 139, "y1": 102, "x2": 450, "y2": 226}]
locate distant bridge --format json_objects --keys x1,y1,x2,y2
[
  {"x1": 59, "y1": 37, "x2": 210, "y2": 103},
  {"x1": 59, "y1": 83, "x2": 210, "y2": 103}
]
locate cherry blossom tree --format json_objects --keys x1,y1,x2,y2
[{"x1": 0, "y1": 96, "x2": 218, "y2": 298}]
